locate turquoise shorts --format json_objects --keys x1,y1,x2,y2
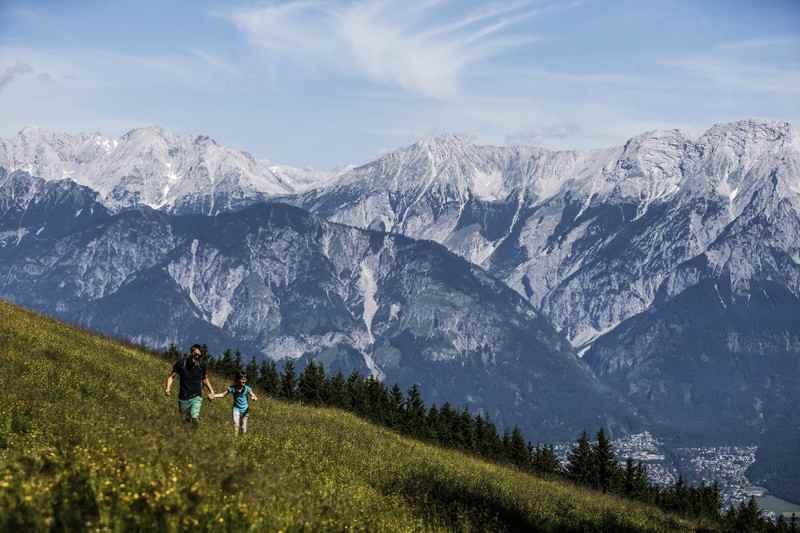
[{"x1": 178, "y1": 396, "x2": 203, "y2": 421}]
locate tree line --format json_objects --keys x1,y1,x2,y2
[{"x1": 167, "y1": 345, "x2": 799, "y2": 532}]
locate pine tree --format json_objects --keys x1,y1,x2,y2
[
  {"x1": 387, "y1": 384, "x2": 404, "y2": 428},
  {"x1": 280, "y1": 360, "x2": 297, "y2": 400},
  {"x1": 725, "y1": 497, "x2": 764, "y2": 532},
  {"x1": 219, "y1": 349, "x2": 235, "y2": 378},
  {"x1": 508, "y1": 426, "x2": 530, "y2": 469},
  {"x1": 456, "y1": 408, "x2": 475, "y2": 451},
  {"x1": 501, "y1": 430, "x2": 512, "y2": 463},
  {"x1": 403, "y1": 384, "x2": 426, "y2": 438},
  {"x1": 532, "y1": 444, "x2": 562, "y2": 476},
  {"x1": 438, "y1": 403, "x2": 455, "y2": 448},
  {"x1": 426, "y1": 404, "x2": 440, "y2": 441},
  {"x1": 234, "y1": 350, "x2": 243, "y2": 374},
  {"x1": 258, "y1": 360, "x2": 280, "y2": 396},
  {"x1": 346, "y1": 372, "x2": 364, "y2": 412},
  {"x1": 245, "y1": 356, "x2": 259, "y2": 383},
  {"x1": 299, "y1": 361, "x2": 326, "y2": 405},
  {"x1": 566, "y1": 431, "x2": 594, "y2": 486},
  {"x1": 327, "y1": 371, "x2": 348, "y2": 408},
  {"x1": 592, "y1": 428, "x2": 617, "y2": 493},
  {"x1": 164, "y1": 343, "x2": 181, "y2": 362}
]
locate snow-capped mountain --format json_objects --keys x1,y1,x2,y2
[
  {"x1": 0, "y1": 168, "x2": 633, "y2": 441},
  {"x1": 300, "y1": 120, "x2": 800, "y2": 348},
  {"x1": 0, "y1": 126, "x2": 330, "y2": 214}
]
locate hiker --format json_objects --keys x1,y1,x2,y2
[
  {"x1": 212, "y1": 371, "x2": 258, "y2": 434},
  {"x1": 164, "y1": 344, "x2": 216, "y2": 424}
]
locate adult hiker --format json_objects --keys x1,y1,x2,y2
[{"x1": 164, "y1": 344, "x2": 216, "y2": 424}]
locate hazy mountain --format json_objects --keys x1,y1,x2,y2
[{"x1": 0, "y1": 168, "x2": 633, "y2": 441}]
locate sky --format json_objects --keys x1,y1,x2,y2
[{"x1": 0, "y1": 0, "x2": 799, "y2": 168}]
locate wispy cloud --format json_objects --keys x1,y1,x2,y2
[
  {"x1": 227, "y1": 0, "x2": 553, "y2": 99},
  {"x1": 665, "y1": 35, "x2": 800, "y2": 94},
  {"x1": 0, "y1": 61, "x2": 34, "y2": 92}
]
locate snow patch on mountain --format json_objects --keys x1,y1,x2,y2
[{"x1": 359, "y1": 263, "x2": 378, "y2": 344}]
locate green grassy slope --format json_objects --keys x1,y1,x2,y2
[{"x1": 0, "y1": 300, "x2": 710, "y2": 532}]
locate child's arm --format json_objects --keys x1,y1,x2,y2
[
  {"x1": 249, "y1": 388, "x2": 258, "y2": 401},
  {"x1": 164, "y1": 371, "x2": 177, "y2": 396},
  {"x1": 211, "y1": 390, "x2": 230, "y2": 399}
]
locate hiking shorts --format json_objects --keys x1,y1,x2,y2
[
  {"x1": 179, "y1": 396, "x2": 203, "y2": 421},
  {"x1": 233, "y1": 408, "x2": 249, "y2": 433}
]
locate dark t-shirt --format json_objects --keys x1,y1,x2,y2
[{"x1": 172, "y1": 359, "x2": 207, "y2": 400}]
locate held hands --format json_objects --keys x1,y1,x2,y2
[{"x1": 164, "y1": 388, "x2": 171, "y2": 397}]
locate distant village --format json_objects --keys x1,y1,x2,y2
[{"x1": 554, "y1": 431, "x2": 794, "y2": 519}]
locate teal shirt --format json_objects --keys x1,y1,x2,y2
[{"x1": 228, "y1": 384, "x2": 251, "y2": 412}]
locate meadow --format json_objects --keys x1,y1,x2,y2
[{"x1": 0, "y1": 300, "x2": 711, "y2": 531}]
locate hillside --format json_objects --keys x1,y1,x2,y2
[{"x1": 0, "y1": 300, "x2": 703, "y2": 531}]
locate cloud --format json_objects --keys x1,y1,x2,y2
[
  {"x1": 506, "y1": 123, "x2": 582, "y2": 145},
  {"x1": 227, "y1": 0, "x2": 550, "y2": 99},
  {"x1": 665, "y1": 36, "x2": 800, "y2": 95},
  {"x1": 0, "y1": 61, "x2": 34, "y2": 92}
]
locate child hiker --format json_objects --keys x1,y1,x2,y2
[{"x1": 213, "y1": 372, "x2": 258, "y2": 434}]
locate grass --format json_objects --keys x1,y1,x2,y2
[{"x1": 0, "y1": 300, "x2": 713, "y2": 531}]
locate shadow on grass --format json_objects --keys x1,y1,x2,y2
[{"x1": 384, "y1": 468, "x2": 670, "y2": 533}]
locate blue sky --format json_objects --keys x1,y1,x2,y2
[{"x1": 1, "y1": 0, "x2": 798, "y2": 168}]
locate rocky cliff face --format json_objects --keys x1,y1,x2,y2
[
  {"x1": 299, "y1": 120, "x2": 800, "y2": 348},
  {"x1": 0, "y1": 169, "x2": 632, "y2": 441}
]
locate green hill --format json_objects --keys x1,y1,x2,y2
[{"x1": 0, "y1": 300, "x2": 708, "y2": 532}]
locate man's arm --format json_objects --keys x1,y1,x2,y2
[
  {"x1": 203, "y1": 376, "x2": 216, "y2": 398},
  {"x1": 165, "y1": 371, "x2": 177, "y2": 396}
]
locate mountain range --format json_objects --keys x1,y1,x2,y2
[{"x1": 1, "y1": 119, "x2": 798, "y2": 500}]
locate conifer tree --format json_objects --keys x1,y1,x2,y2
[
  {"x1": 299, "y1": 361, "x2": 326, "y2": 405},
  {"x1": 438, "y1": 403, "x2": 455, "y2": 448},
  {"x1": 245, "y1": 356, "x2": 259, "y2": 382},
  {"x1": 258, "y1": 360, "x2": 280, "y2": 396},
  {"x1": 426, "y1": 404, "x2": 440, "y2": 441},
  {"x1": 508, "y1": 426, "x2": 530, "y2": 469},
  {"x1": 346, "y1": 372, "x2": 364, "y2": 411},
  {"x1": 403, "y1": 384, "x2": 426, "y2": 438},
  {"x1": 219, "y1": 349, "x2": 235, "y2": 378},
  {"x1": 501, "y1": 430, "x2": 512, "y2": 463},
  {"x1": 234, "y1": 349, "x2": 243, "y2": 374},
  {"x1": 388, "y1": 384, "x2": 404, "y2": 428},
  {"x1": 566, "y1": 431, "x2": 594, "y2": 486},
  {"x1": 164, "y1": 343, "x2": 181, "y2": 362},
  {"x1": 457, "y1": 408, "x2": 475, "y2": 451},
  {"x1": 280, "y1": 360, "x2": 297, "y2": 400},
  {"x1": 327, "y1": 371, "x2": 348, "y2": 408},
  {"x1": 533, "y1": 444, "x2": 562, "y2": 476},
  {"x1": 592, "y1": 428, "x2": 617, "y2": 492}
]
